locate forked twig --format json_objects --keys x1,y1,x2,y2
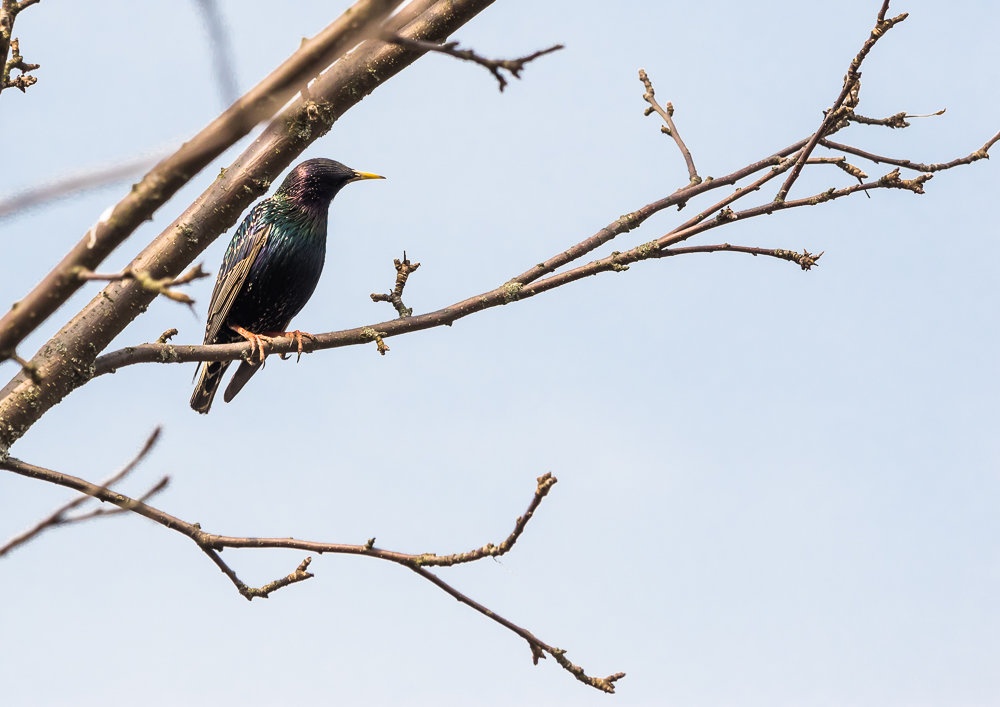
[
  {"x1": 382, "y1": 32, "x2": 563, "y2": 91},
  {"x1": 371, "y1": 252, "x2": 420, "y2": 318},
  {"x1": 0, "y1": 428, "x2": 165, "y2": 557}
]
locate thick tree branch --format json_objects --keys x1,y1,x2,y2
[
  {"x1": 0, "y1": 0, "x2": 402, "y2": 360},
  {"x1": 0, "y1": 0, "x2": 503, "y2": 453},
  {"x1": 0, "y1": 455, "x2": 620, "y2": 692}
]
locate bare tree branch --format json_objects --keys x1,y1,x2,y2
[
  {"x1": 0, "y1": 0, "x2": 403, "y2": 361},
  {"x1": 382, "y1": 33, "x2": 563, "y2": 91},
  {"x1": 773, "y1": 1, "x2": 908, "y2": 203},
  {"x1": 192, "y1": 0, "x2": 239, "y2": 106},
  {"x1": 371, "y1": 252, "x2": 420, "y2": 318},
  {"x1": 0, "y1": 152, "x2": 165, "y2": 221},
  {"x1": 0, "y1": 427, "x2": 162, "y2": 557},
  {"x1": 1, "y1": 36, "x2": 38, "y2": 92},
  {"x1": 89, "y1": 163, "x2": 950, "y2": 374},
  {"x1": 0, "y1": 0, "x2": 503, "y2": 453},
  {"x1": 639, "y1": 68, "x2": 700, "y2": 185},
  {"x1": 819, "y1": 132, "x2": 1000, "y2": 173},
  {"x1": 0, "y1": 0, "x2": 40, "y2": 94},
  {"x1": 75, "y1": 264, "x2": 211, "y2": 307},
  {"x1": 0, "y1": 454, "x2": 621, "y2": 692},
  {"x1": 805, "y1": 156, "x2": 868, "y2": 180}
]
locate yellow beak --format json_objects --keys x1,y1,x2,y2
[{"x1": 351, "y1": 171, "x2": 386, "y2": 181}]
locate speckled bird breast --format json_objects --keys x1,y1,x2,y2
[{"x1": 227, "y1": 235, "x2": 327, "y2": 333}]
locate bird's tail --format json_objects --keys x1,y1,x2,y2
[
  {"x1": 190, "y1": 361, "x2": 231, "y2": 414},
  {"x1": 223, "y1": 360, "x2": 263, "y2": 404}
]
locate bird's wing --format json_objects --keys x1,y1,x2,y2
[{"x1": 202, "y1": 203, "x2": 272, "y2": 344}]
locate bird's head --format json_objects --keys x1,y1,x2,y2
[{"x1": 276, "y1": 158, "x2": 384, "y2": 207}]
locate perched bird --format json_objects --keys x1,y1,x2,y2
[{"x1": 190, "y1": 158, "x2": 384, "y2": 413}]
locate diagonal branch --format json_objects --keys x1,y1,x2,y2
[
  {"x1": 773, "y1": 1, "x2": 908, "y2": 203},
  {"x1": 88, "y1": 166, "x2": 934, "y2": 372},
  {"x1": 75, "y1": 264, "x2": 211, "y2": 307},
  {"x1": 88, "y1": 139, "x2": 992, "y2": 376},
  {"x1": 0, "y1": 455, "x2": 622, "y2": 692},
  {"x1": 639, "y1": 68, "x2": 700, "y2": 185},
  {"x1": 0, "y1": 0, "x2": 503, "y2": 453},
  {"x1": 0, "y1": 0, "x2": 403, "y2": 361},
  {"x1": 0, "y1": 427, "x2": 162, "y2": 556},
  {"x1": 0, "y1": 152, "x2": 164, "y2": 220}
]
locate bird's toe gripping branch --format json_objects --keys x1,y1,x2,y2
[
  {"x1": 229, "y1": 325, "x2": 274, "y2": 366},
  {"x1": 228, "y1": 326, "x2": 316, "y2": 364},
  {"x1": 271, "y1": 330, "x2": 315, "y2": 362}
]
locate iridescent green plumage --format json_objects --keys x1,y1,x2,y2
[{"x1": 190, "y1": 158, "x2": 384, "y2": 413}]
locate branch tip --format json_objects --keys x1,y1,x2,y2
[
  {"x1": 638, "y1": 68, "x2": 700, "y2": 184},
  {"x1": 382, "y1": 33, "x2": 563, "y2": 91}
]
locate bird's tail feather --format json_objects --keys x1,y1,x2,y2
[
  {"x1": 223, "y1": 360, "x2": 262, "y2": 403},
  {"x1": 190, "y1": 361, "x2": 230, "y2": 414}
]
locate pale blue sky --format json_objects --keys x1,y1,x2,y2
[{"x1": 2, "y1": 2, "x2": 998, "y2": 705}]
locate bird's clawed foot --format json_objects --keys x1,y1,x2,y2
[
  {"x1": 230, "y1": 325, "x2": 274, "y2": 366},
  {"x1": 266, "y1": 329, "x2": 316, "y2": 362}
]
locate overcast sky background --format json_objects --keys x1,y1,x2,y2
[{"x1": 2, "y1": 1, "x2": 998, "y2": 705}]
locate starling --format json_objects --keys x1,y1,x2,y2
[{"x1": 190, "y1": 158, "x2": 384, "y2": 413}]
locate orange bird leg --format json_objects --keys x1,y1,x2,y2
[
  {"x1": 261, "y1": 329, "x2": 316, "y2": 362},
  {"x1": 229, "y1": 324, "x2": 275, "y2": 365}
]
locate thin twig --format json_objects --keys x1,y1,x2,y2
[
  {"x1": 62, "y1": 476, "x2": 170, "y2": 523},
  {"x1": 410, "y1": 473, "x2": 556, "y2": 567},
  {"x1": 382, "y1": 32, "x2": 563, "y2": 91},
  {"x1": 639, "y1": 69, "x2": 700, "y2": 185},
  {"x1": 820, "y1": 131, "x2": 1000, "y2": 173},
  {"x1": 774, "y1": 1, "x2": 908, "y2": 203},
  {"x1": 660, "y1": 244, "x2": 824, "y2": 270},
  {"x1": 85, "y1": 159, "x2": 964, "y2": 374},
  {"x1": 370, "y1": 252, "x2": 420, "y2": 318},
  {"x1": 0, "y1": 0, "x2": 403, "y2": 358},
  {"x1": 0, "y1": 428, "x2": 161, "y2": 557},
  {"x1": 805, "y1": 156, "x2": 868, "y2": 180},
  {"x1": 1, "y1": 36, "x2": 39, "y2": 92},
  {"x1": 2, "y1": 348, "x2": 40, "y2": 383},
  {"x1": 192, "y1": 0, "x2": 240, "y2": 106},
  {"x1": 410, "y1": 563, "x2": 624, "y2": 693},
  {"x1": 0, "y1": 0, "x2": 39, "y2": 91},
  {"x1": 0, "y1": 153, "x2": 165, "y2": 220},
  {"x1": 201, "y1": 547, "x2": 315, "y2": 600},
  {"x1": 75, "y1": 264, "x2": 210, "y2": 306}
]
